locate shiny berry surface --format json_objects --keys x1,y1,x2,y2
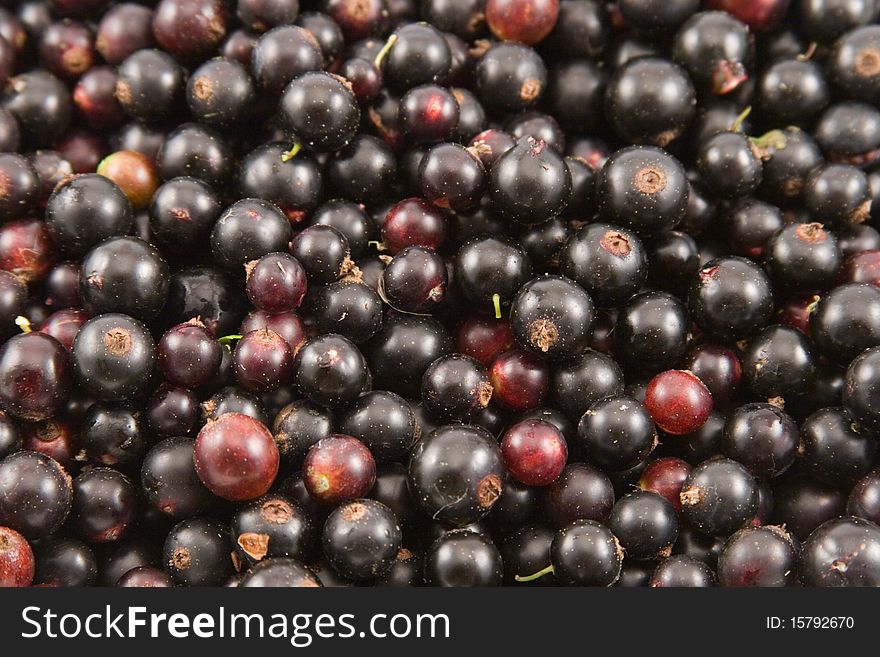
[
  {"x1": 645, "y1": 370, "x2": 714, "y2": 436},
  {"x1": 194, "y1": 412, "x2": 280, "y2": 501}
]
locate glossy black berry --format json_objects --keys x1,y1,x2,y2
[
  {"x1": 421, "y1": 354, "x2": 493, "y2": 423},
  {"x1": 578, "y1": 395, "x2": 657, "y2": 471},
  {"x1": 830, "y1": 25, "x2": 880, "y2": 103},
  {"x1": 608, "y1": 491, "x2": 679, "y2": 561},
  {"x1": 596, "y1": 146, "x2": 689, "y2": 236},
  {"x1": 741, "y1": 325, "x2": 817, "y2": 401},
  {"x1": 697, "y1": 131, "x2": 763, "y2": 200},
  {"x1": 239, "y1": 558, "x2": 322, "y2": 587},
  {"x1": 424, "y1": 529, "x2": 503, "y2": 587},
  {"x1": 454, "y1": 236, "x2": 533, "y2": 317},
  {"x1": 210, "y1": 198, "x2": 293, "y2": 271},
  {"x1": 800, "y1": 517, "x2": 880, "y2": 586},
  {"x1": 380, "y1": 246, "x2": 447, "y2": 314},
  {"x1": 187, "y1": 57, "x2": 254, "y2": 128},
  {"x1": 114, "y1": 49, "x2": 184, "y2": 122},
  {"x1": 547, "y1": 520, "x2": 622, "y2": 586},
  {"x1": 272, "y1": 399, "x2": 332, "y2": 467},
  {"x1": 307, "y1": 280, "x2": 382, "y2": 344},
  {"x1": 550, "y1": 349, "x2": 624, "y2": 421},
  {"x1": 80, "y1": 402, "x2": 148, "y2": 469},
  {"x1": 717, "y1": 525, "x2": 798, "y2": 587},
  {"x1": 45, "y1": 174, "x2": 133, "y2": 257},
  {"x1": 811, "y1": 283, "x2": 880, "y2": 365},
  {"x1": 279, "y1": 71, "x2": 360, "y2": 152},
  {"x1": 163, "y1": 517, "x2": 235, "y2": 586},
  {"x1": 605, "y1": 57, "x2": 696, "y2": 146},
  {"x1": 0, "y1": 451, "x2": 72, "y2": 539},
  {"x1": 649, "y1": 555, "x2": 715, "y2": 587},
  {"x1": 0, "y1": 332, "x2": 71, "y2": 422},
  {"x1": 721, "y1": 403, "x2": 799, "y2": 479},
  {"x1": 322, "y1": 499, "x2": 401, "y2": 581},
  {"x1": 615, "y1": 291, "x2": 690, "y2": 373},
  {"x1": 475, "y1": 42, "x2": 547, "y2": 115},
  {"x1": 805, "y1": 164, "x2": 872, "y2": 227},
  {"x1": 338, "y1": 390, "x2": 417, "y2": 463},
  {"x1": 814, "y1": 101, "x2": 880, "y2": 163},
  {"x1": 510, "y1": 275, "x2": 594, "y2": 361},
  {"x1": 367, "y1": 312, "x2": 452, "y2": 396},
  {"x1": 680, "y1": 458, "x2": 759, "y2": 536},
  {"x1": 418, "y1": 142, "x2": 486, "y2": 211},
  {"x1": 141, "y1": 436, "x2": 216, "y2": 519},
  {"x1": 72, "y1": 313, "x2": 155, "y2": 402},
  {"x1": 559, "y1": 223, "x2": 647, "y2": 307},
  {"x1": 489, "y1": 137, "x2": 571, "y2": 226},
  {"x1": 310, "y1": 200, "x2": 374, "y2": 258},
  {"x1": 79, "y1": 237, "x2": 169, "y2": 321},
  {"x1": 688, "y1": 257, "x2": 774, "y2": 343},
  {"x1": 69, "y1": 467, "x2": 137, "y2": 543},
  {"x1": 844, "y1": 346, "x2": 880, "y2": 437},
  {"x1": 758, "y1": 59, "x2": 829, "y2": 125},
  {"x1": 765, "y1": 223, "x2": 842, "y2": 294},
  {"x1": 3, "y1": 71, "x2": 72, "y2": 147},
  {"x1": 232, "y1": 494, "x2": 313, "y2": 566},
  {"x1": 251, "y1": 25, "x2": 322, "y2": 95},
  {"x1": 294, "y1": 334, "x2": 369, "y2": 407},
  {"x1": 672, "y1": 11, "x2": 753, "y2": 95},
  {"x1": 800, "y1": 406, "x2": 877, "y2": 486},
  {"x1": 408, "y1": 424, "x2": 504, "y2": 526},
  {"x1": 377, "y1": 23, "x2": 449, "y2": 93},
  {"x1": 148, "y1": 177, "x2": 221, "y2": 253},
  {"x1": 289, "y1": 225, "x2": 353, "y2": 285},
  {"x1": 33, "y1": 537, "x2": 97, "y2": 588},
  {"x1": 327, "y1": 134, "x2": 397, "y2": 205}
]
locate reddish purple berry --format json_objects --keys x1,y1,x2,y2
[{"x1": 501, "y1": 419, "x2": 567, "y2": 486}]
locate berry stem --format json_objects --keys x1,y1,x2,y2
[
  {"x1": 367, "y1": 240, "x2": 387, "y2": 252},
  {"x1": 492, "y1": 293, "x2": 502, "y2": 319},
  {"x1": 281, "y1": 142, "x2": 301, "y2": 162},
  {"x1": 14, "y1": 316, "x2": 31, "y2": 333},
  {"x1": 374, "y1": 33, "x2": 398, "y2": 68},
  {"x1": 750, "y1": 129, "x2": 787, "y2": 151},
  {"x1": 797, "y1": 42, "x2": 818, "y2": 62},
  {"x1": 731, "y1": 106, "x2": 751, "y2": 133},
  {"x1": 515, "y1": 564, "x2": 555, "y2": 583},
  {"x1": 218, "y1": 334, "x2": 243, "y2": 347}
]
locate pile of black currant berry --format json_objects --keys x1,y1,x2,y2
[{"x1": 1, "y1": 0, "x2": 880, "y2": 588}]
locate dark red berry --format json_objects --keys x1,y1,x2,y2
[
  {"x1": 302, "y1": 435, "x2": 376, "y2": 505},
  {"x1": 158, "y1": 319, "x2": 222, "y2": 389},
  {"x1": 638, "y1": 457, "x2": 691, "y2": 513},
  {"x1": 381, "y1": 197, "x2": 446, "y2": 254},
  {"x1": 645, "y1": 369, "x2": 714, "y2": 436},
  {"x1": 245, "y1": 252, "x2": 307, "y2": 313},
  {"x1": 489, "y1": 348, "x2": 549, "y2": 411},
  {"x1": 0, "y1": 525, "x2": 34, "y2": 587},
  {"x1": 231, "y1": 328, "x2": 293, "y2": 392},
  {"x1": 0, "y1": 332, "x2": 70, "y2": 422},
  {"x1": 194, "y1": 412, "x2": 280, "y2": 501},
  {"x1": 487, "y1": 0, "x2": 559, "y2": 45},
  {"x1": 501, "y1": 418, "x2": 567, "y2": 486},
  {"x1": 456, "y1": 317, "x2": 514, "y2": 366}
]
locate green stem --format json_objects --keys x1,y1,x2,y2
[
  {"x1": 281, "y1": 142, "x2": 301, "y2": 162},
  {"x1": 14, "y1": 316, "x2": 31, "y2": 333},
  {"x1": 750, "y1": 129, "x2": 787, "y2": 151},
  {"x1": 730, "y1": 105, "x2": 751, "y2": 133},
  {"x1": 515, "y1": 565, "x2": 555, "y2": 583},
  {"x1": 218, "y1": 334, "x2": 242, "y2": 347},
  {"x1": 492, "y1": 293, "x2": 502, "y2": 320},
  {"x1": 374, "y1": 33, "x2": 398, "y2": 68},
  {"x1": 367, "y1": 240, "x2": 387, "y2": 252}
]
